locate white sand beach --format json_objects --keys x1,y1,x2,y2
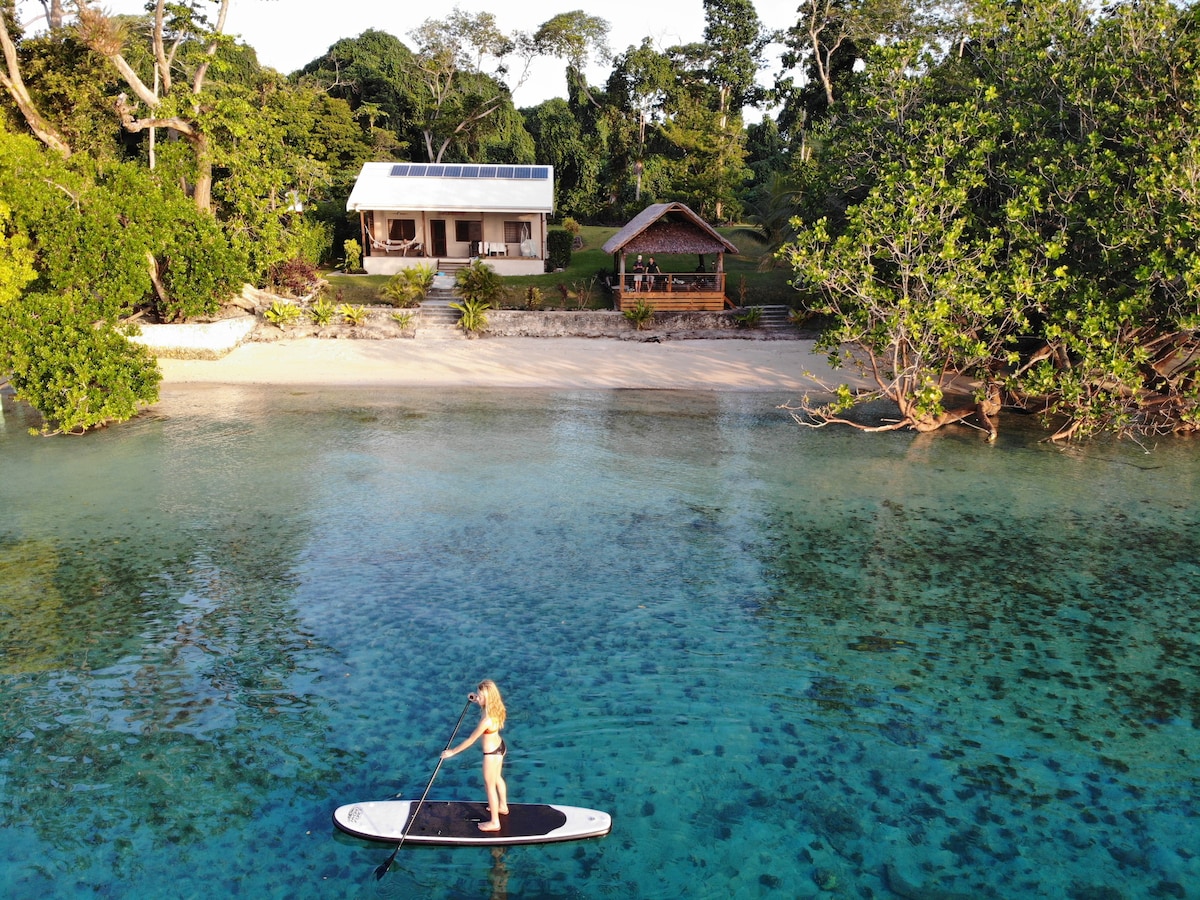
[{"x1": 156, "y1": 336, "x2": 865, "y2": 392}]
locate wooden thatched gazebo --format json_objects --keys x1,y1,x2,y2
[{"x1": 602, "y1": 202, "x2": 739, "y2": 311}]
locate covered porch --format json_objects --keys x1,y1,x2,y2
[{"x1": 356, "y1": 209, "x2": 546, "y2": 276}]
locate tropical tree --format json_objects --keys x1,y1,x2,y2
[
  {"x1": 522, "y1": 97, "x2": 601, "y2": 218},
  {"x1": 531, "y1": 10, "x2": 609, "y2": 106},
  {"x1": 985, "y1": 0, "x2": 1200, "y2": 438},
  {"x1": 294, "y1": 29, "x2": 419, "y2": 155},
  {"x1": 782, "y1": 67, "x2": 1046, "y2": 439},
  {"x1": 782, "y1": 0, "x2": 1200, "y2": 440},
  {"x1": 602, "y1": 38, "x2": 679, "y2": 207},
  {"x1": 0, "y1": 0, "x2": 73, "y2": 154},
  {"x1": 702, "y1": 0, "x2": 768, "y2": 126},
  {"x1": 0, "y1": 126, "x2": 169, "y2": 433},
  {"x1": 405, "y1": 9, "x2": 532, "y2": 163},
  {"x1": 74, "y1": 0, "x2": 233, "y2": 211}
]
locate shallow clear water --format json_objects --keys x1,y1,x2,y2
[{"x1": 1, "y1": 385, "x2": 1197, "y2": 899}]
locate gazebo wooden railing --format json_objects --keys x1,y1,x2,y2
[{"x1": 612, "y1": 272, "x2": 730, "y2": 311}]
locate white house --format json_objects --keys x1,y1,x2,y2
[{"x1": 345, "y1": 162, "x2": 555, "y2": 276}]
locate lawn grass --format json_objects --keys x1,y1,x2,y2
[
  {"x1": 324, "y1": 224, "x2": 803, "y2": 310},
  {"x1": 322, "y1": 273, "x2": 392, "y2": 306}
]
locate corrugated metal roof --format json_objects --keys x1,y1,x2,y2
[
  {"x1": 346, "y1": 162, "x2": 555, "y2": 213},
  {"x1": 601, "y1": 202, "x2": 738, "y2": 255}
]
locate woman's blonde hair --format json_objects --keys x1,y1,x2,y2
[{"x1": 478, "y1": 679, "x2": 506, "y2": 730}]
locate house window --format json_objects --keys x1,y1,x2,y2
[
  {"x1": 454, "y1": 220, "x2": 482, "y2": 243},
  {"x1": 504, "y1": 221, "x2": 532, "y2": 243},
  {"x1": 389, "y1": 219, "x2": 416, "y2": 240}
]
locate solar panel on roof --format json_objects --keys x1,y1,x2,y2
[{"x1": 386, "y1": 163, "x2": 549, "y2": 179}]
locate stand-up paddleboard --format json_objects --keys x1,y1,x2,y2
[{"x1": 334, "y1": 799, "x2": 612, "y2": 847}]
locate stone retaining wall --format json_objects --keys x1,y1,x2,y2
[
  {"x1": 485, "y1": 309, "x2": 746, "y2": 339},
  {"x1": 137, "y1": 305, "x2": 798, "y2": 359}
]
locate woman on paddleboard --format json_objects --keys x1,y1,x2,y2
[{"x1": 441, "y1": 679, "x2": 509, "y2": 831}]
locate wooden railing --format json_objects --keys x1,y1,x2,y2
[{"x1": 619, "y1": 272, "x2": 725, "y2": 295}]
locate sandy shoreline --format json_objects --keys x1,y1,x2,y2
[{"x1": 156, "y1": 336, "x2": 863, "y2": 392}]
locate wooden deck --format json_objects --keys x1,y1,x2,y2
[{"x1": 612, "y1": 273, "x2": 731, "y2": 311}]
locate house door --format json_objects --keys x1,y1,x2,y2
[{"x1": 430, "y1": 220, "x2": 447, "y2": 258}]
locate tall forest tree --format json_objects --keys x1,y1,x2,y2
[{"x1": 75, "y1": 0, "x2": 231, "y2": 211}]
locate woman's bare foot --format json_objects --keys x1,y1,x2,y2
[
  {"x1": 478, "y1": 821, "x2": 502, "y2": 832},
  {"x1": 498, "y1": 806, "x2": 509, "y2": 816}
]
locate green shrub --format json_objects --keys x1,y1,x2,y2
[
  {"x1": 733, "y1": 306, "x2": 763, "y2": 328},
  {"x1": 343, "y1": 238, "x2": 362, "y2": 272},
  {"x1": 308, "y1": 295, "x2": 336, "y2": 325},
  {"x1": 546, "y1": 230, "x2": 573, "y2": 271},
  {"x1": 623, "y1": 299, "x2": 655, "y2": 330},
  {"x1": 381, "y1": 264, "x2": 436, "y2": 307},
  {"x1": 449, "y1": 298, "x2": 489, "y2": 335},
  {"x1": 454, "y1": 260, "x2": 504, "y2": 305},
  {"x1": 264, "y1": 300, "x2": 303, "y2": 326},
  {"x1": 0, "y1": 290, "x2": 161, "y2": 435},
  {"x1": 391, "y1": 311, "x2": 416, "y2": 329},
  {"x1": 158, "y1": 210, "x2": 249, "y2": 322},
  {"x1": 339, "y1": 303, "x2": 370, "y2": 326}
]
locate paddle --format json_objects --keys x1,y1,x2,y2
[{"x1": 374, "y1": 695, "x2": 476, "y2": 880}]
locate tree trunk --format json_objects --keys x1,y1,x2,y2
[
  {"x1": 0, "y1": 16, "x2": 72, "y2": 155},
  {"x1": 41, "y1": 0, "x2": 66, "y2": 31}
]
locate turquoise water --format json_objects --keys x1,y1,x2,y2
[{"x1": 1, "y1": 385, "x2": 1197, "y2": 899}]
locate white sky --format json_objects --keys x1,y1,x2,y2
[{"x1": 53, "y1": 0, "x2": 801, "y2": 110}]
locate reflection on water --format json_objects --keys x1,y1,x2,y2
[{"x1": 1, "y1": 386, "x2": 1197, "y2": 898}]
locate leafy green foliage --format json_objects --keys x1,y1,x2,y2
[
  {"x1": 733, "y1": 306, "x2": 762, "y2": 328},
  {"x1": 623, "y1": 299, "x2": 655, "y2": 330},
  {"x1": 0, "y1": 201, "x2": 36, "y2": 306},
  {"x1": 338, "y1": 303, "x2": 370, "y2": 326},
  {"x1": 308, "y1": 295, "x2": 336, "y2": 325},
  {"x1": 454, "y1": 260, "x2": 505, "y2": 305},
  {"x1": 0, "y1": 126, "x2": 251, "y2": 431},
  {"x1": 0, "y1": 290, "x2": 160, "y2": 435},
  {"x1": 546, "y1": 230, "x2": 574, "y2": 270},
  {"x1": 782, "y1": 0, "x2": 1200, "y2": 439},
  {"x1": 381, "y1": 264, "x2": 436, "y2": 307},
  {"x1": 449, "y1": 298, "x2": 490, "y2": 334},
  {"x1": 264, "y1": 301, "x2": 303, "y2": 327}
]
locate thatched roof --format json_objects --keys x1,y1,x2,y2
[{"x1": 601, "y1": 202, "x2": 738, "y2": 256}]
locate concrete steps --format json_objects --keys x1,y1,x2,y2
[
  {"x1": 755, "y1": 305, "x2": 794, "y2": 332},
  {"x1": 417, "y1": 289, "x2": 465, "y2": 338}
]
